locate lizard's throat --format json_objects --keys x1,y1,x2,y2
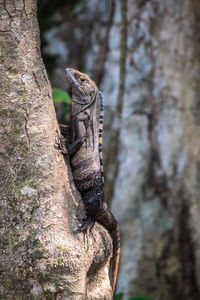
[{"x1": 71, "y1": 92, "x2": 97, "y2": 116}]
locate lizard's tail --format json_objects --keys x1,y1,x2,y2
[{"x1": 109, "y1": 223, "x2": 120, "y2": 292}]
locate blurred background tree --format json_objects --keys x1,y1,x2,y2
[{"x1": 38, "y1": 1, "x2": 200, "y2": 299}]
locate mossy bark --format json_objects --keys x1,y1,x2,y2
[{"x1": 0, "y1": 1, "x2": 113, "y2": 299}]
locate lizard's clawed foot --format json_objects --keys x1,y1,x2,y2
[
  {"x1": 77, "y1": 216, "x2": 96, "y2": 250},
  {"x1": 55, "y1": 129, "x2": 68, "y2": 155}
]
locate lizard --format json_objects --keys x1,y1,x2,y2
[{"x1": 59, "y1": 68, "x2": 120, "y2": 294}]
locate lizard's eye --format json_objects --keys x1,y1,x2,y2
[{"x1": 80, "y1": 77, "x2": 86, "y2": 82}]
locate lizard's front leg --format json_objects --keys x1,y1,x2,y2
[
  {"x1": 57, "y1": 115, "x2": 87, "y2": 155},
  {"x1": 59, "y1": 124, "x2": 70, "y2": 136}
]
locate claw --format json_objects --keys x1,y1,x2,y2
[
  {"x1": 77, "y1": 217, "x2": 95, "y2": 250},
  {"x1": 55, "y1": 129, "x2": 68, "y2": 155}
]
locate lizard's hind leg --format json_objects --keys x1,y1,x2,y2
[
  {"x1": 77, "y1": 191, "x2": 99, "y2": 248},
  {"x1": 77, "y1": 216, "x2": 95, "y2": 250}
]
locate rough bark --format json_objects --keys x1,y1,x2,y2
[{"x1": 0, "y1": 1, "x2": 113, "y2": 299}]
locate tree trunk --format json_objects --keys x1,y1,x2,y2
[{"x1": 0, "y1": 1, "x2": 113, "y2": 299}]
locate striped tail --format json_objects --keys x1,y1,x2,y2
[{"x1": 99, "y1": 91, "x2": 104, "y2": 183}]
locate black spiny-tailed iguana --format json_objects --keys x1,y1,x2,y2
[{"x1": 59, "y1": 68, "x2": 120, "y2": 293}]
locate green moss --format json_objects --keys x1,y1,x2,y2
[
  {"x1": 37, "y1": 272, "x2": 53, "y2": 286},
  {"x1": 43, "y1": 292, "x2": 55, "y2": 300},
  {"x1": 1, "y1": 228, "x2": 26, "y2": 252},
  {"x1": 13, "y1": 167, "x2": 44, "y2": 205},
  {"x1": 27, "y1": 229, "x2": 38, "y2": 240},
  {"x1": 0, "y1": 273, "x2": 32, "y2": 297},
  {"x1": 1, "y1": 77, "x2": 10, "y2": 88},
  {"x1": 16, "y1": 172, "x2": 40, "y2": 189},
  {"x1": 54, "y1": 256, "x2": 68, "y2": 272},
  {"x1": 22, "y1": 90, "x2": 29, "y2": 98},
  {"x1": 1, "y1": 237, "x2": 9, "y2": 247},
  {"x1": 29, "y1": 296, "x2": 43, "y2": 300},
  {"x1": 31, "y1": 239, "x2": 50, "y2": 260},
  {"x1": 32, "y1": 249, "x2": 49, "y2": 259},
  {"x1": 37, "y1": 268, "x2": 74, "y2": 297},
  {"x1": 0, "y1": 109, "x2": 29, "y2": 157},
  {"x1": 8, "y1": 68, "x2": 17, "y2": 75}
]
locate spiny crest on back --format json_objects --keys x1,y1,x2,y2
[{"x1": 98, "y1": 91, "x2": 105, "y2": 183}]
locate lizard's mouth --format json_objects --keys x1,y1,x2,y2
[
  {"x1": 65, "y1": 68, "x2": 86, "y2": 99},
  {"x1": 65, "y1": 68, "x2": 81, "y2": 88}
]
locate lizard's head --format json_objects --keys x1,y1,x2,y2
[{"x1": 66, "y1": 68, "x2": 98, "y2": 105}]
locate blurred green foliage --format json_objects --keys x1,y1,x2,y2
[
  {"x1": 114, "y1": 294, "x2": 155, "y2": 300},
  {"x1": 114, "y1": 294, "x2": 123, "y2": 300},
  {"x1": 52, "y1": 88, "x2": 71, "y2": 124},
  {"x1": 70, "y1": 1, "x2": 84, "y2": 15},
  {"x1": 129, "y1": 298, "x2": 155, "y2": 300},
  {"x1": 52, "y1": 88, "x2": 71, "y2": 104}
]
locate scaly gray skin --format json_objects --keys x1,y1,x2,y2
[{"x1": 60, "y1": 68, "x2": 120, "y2": 293}]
